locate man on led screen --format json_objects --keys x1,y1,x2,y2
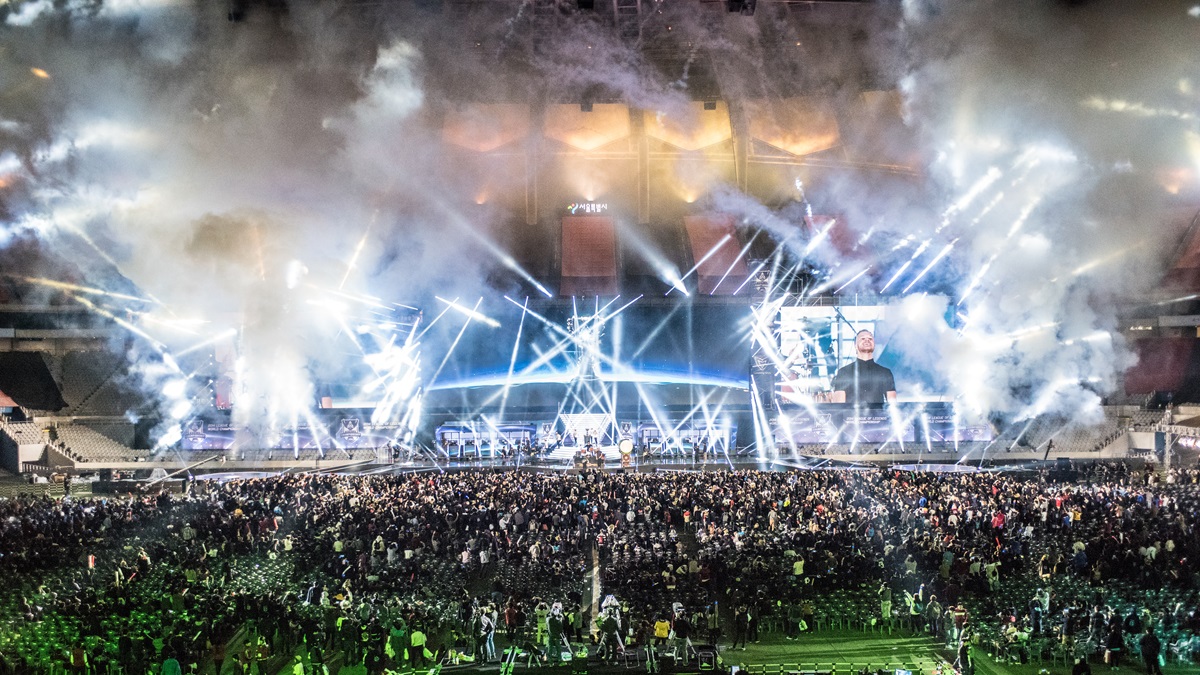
[{"x1": 829, "y1": 329, "x2": 896, "y2": 405}]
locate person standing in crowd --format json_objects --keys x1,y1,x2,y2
[
  {"x1": 950, "y1": 605, "x2": 970, "y2": 648},
  {"x1": 410, "y1": 626, "x2": 427, "y2": 668},
  {"x1": 547, "y1": 603, "x2": 567, "y2": 662},
  {"x1": 731, "y1": 605, "x2": 749, "y2": 651},
  {"x1": 786, "y1": 599, "x2": 804, "y2": 640},
  {"x1": 640, "y1": 619, "x2": 660, "y2": 674},
  {"x1": 880, "y1": 583, "x2": 893, "y2": 624},
  {"x1": 956, "y1": 627, "x2": 973, "y2": 675},
  {"x1": 1140, "y1": 629, "x2": 1163, "y2": 675},
  {"x1": 748, "y1": 601, "x2": 761, "y2": 644},
  {"x1": 533, "y1": 599, "x2": 551, "y2": 648},
  {"x1": 567, "y1": 604, "x2": 582, "y2": 644},
  {"x1": 985, "y1": 559, "x2": 1001, "y2": 592},
  {"x1": 1106, "y1": 617, "x2": 1125, "y2": 670},
  {"x1": 672, "y1": 607, "x2": 696, "y2": 662},
  {"x1": 654, "y1": 614, "x2": 671, "y2": 652},
  {"x1": 793, "y1": 554, "x2": 806, "y2": 580},
  {"x1": 598, "y1": 608, "x2": 623, "y2": 664},
  {"x1": 927, "y1": 596, "x2": 944, "y2": 639},
  {"x1": 479, "y1": 606, "x2": 497, "y2": 663},
  {"x1": 705, "y1": 602, "x2": 720, "y2": 646},
  {"x1": 801, "y1": 598, "x2": 815, "y2": 635}
]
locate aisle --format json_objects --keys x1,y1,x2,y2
[{"x1": 587, "y1": 546, "x2": 602, "y2": 635}]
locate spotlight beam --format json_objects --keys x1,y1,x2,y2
[
  {"x1": 464, "y1": 296, "x2": 639, "y2": 410},
  {"x1": 749, "y1": 379, "x2": 773, "y2": 460},
  {"x1": 607, "y1": 294, "x2": 643, "y2": 321},
  {"x1": 939, "y1": 167, "x2": 1002, "y2": 231},
  {"x1": 733, "y1": 260, "x2": 769, "y2": 295},
  {"x1": 805, "y1": 263, "x2": 866, "y2": 296},
  {"x1": 626, "y1": 303, "x2": 686, "y2": 362},
  {"x1": 633, "y1": 381, "x2": 675, "y2": 458},
  {"x1": 667, "y1": 234, "x2": 731, "y2": 296},
  {"x1": 958, "y1": 196, "x2": 1043, "y2": 305},
  {"x1": 415, "y1": 303, "x2": 456, "y2": 341},
  {"x1": 665, "y1": 389, "x2": 718, "y2": 443},
  {"x1": 339, "y1": 210, "x2": 377, "y2": 290},
  {"x1": 175, "y1": 328, "x2": 239, "y2": 357},
  {"x1": 881, "y1": 239, "x2": 931, "y2": 293},
  {"x1": 23, "y1": 276, "x2": 155, "y2": 304},
  {"x1": 71, "y1": 294, "x2": 167, "y2": 351},
  {"x1": 497, "y1": 296, "x2": 530, "y2": 418},
  {"x1": 901, "y1": 239, "x2": 957, "y2": 294},
  {"x1": 617, "y1": 221, "x2": 687, "y2": 296},
  {"x1": 504, "y1": 293, "x2": 646, "y2": 368},
  {"x1": 1069, "y1": 244, "x2": 1142, "y2": 278},
  {"x1": 801, "y1": 218, "x2": 838, "y2": 256},
  {"x1": 834, "y1": 266, "x2": 872, "y2": 294},
  {"x1": 967, "y1": 192, "x2": 1006, "y2": 227},
  {"x1": 435, "y1": 296, "x2": 500, "y2": 328},
  {"x1": 428, "y1": 298, "x2": 485, "y2": 386},
  {"x1": 709, "y1": 231, "x2": 759, "y2": 296},
  {"x1": 310, "y1": 285, "x2": 393, "y2": 311},
  {"x1": 431, "y1": 199, "x2": 554, "y2": 298}
]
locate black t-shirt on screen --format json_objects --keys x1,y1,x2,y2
[{"x1": 830, "y1": 358, "x2": 895, "y2": 405}]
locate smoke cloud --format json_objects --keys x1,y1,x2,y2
[
  {"x1": 878, "y1": 0, "x2": 1197, "y2": 424},
  {"x1": 0, "y1": 0, "x2": 1196, "y2": 446}
]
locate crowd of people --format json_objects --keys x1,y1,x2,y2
[{"x1": 1, "y1": 462, "x2": 1199, "y2": 674}]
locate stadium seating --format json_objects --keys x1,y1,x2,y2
[
  {"x1": 1131, "y1": 409, "x2": 1166, "y2": 429},
  {"x1": 44, "y1": 352, "x2": 123, "y2": 412},
  {"x1": 43, "y1": 351, "x2": 150, "y2": 418},
  {"x1": 0, "y1": 420, "x2": 45, "y2": 446},
  {"x1": 54, "y1": 425, "x2": 149, "y2": 463}
]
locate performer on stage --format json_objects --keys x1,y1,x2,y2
[{"x1": 829, "y1": 329, "x2": 896, "y2": 405}]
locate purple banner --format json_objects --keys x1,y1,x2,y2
[
  {"x1": 925, "y1": 412, "x2": 993, "y2": 443},
  {"x1": 181, "y1": 417, "x2": 405, "y2": 450},
  {"x1": 774, "y1": 407, "x2": 914, "y2": 445},
  {"x1": 182, "y1": 420, "x2": 236, "y2": 450}
]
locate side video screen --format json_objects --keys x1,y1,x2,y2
[{"x1": 753, "y1": 302, "x2": 992, "y2": 445}]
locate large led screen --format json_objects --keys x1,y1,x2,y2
[{"x1": 754, "y1": 302, "x2": 992, "y2": 445}]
